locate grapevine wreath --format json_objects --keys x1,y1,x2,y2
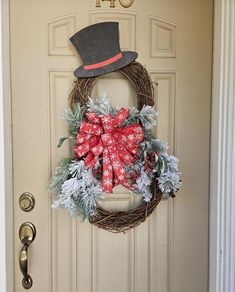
[
  {"x1": 49, "y1": 62, "x2": 181, "y2": 233},
  {"x1": 49, "y1": 23, "x2": 181, "y2": 233}
]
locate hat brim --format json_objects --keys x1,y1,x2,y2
[{"x1": 74, "y1": 51, "x2": 138, "y2": 78}]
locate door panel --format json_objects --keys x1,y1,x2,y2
[{"x1": 10, "y1": 1, "x2": 213, "y2": 291}]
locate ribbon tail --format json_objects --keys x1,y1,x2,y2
[
  {"x1": 102, "y1": 149, "x2": 113, "y2": 193},
  {"x1": 118, "y1": 147, "x2": 133, "y2": 165},
  {"x1": 108, "y1": 145, "x2": 131, "y2": 189}
]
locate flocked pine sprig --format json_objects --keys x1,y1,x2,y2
[
  {"x1": 133, "y1": 167, "x2": 153, "y2": 202},
  {"x1": 158, "y1": 171, "x2": 181, "y2": 198},
  {"x1": 52, "y1": 160, "x2": 102, "y2": 218},
  {"x1": 161, "y1": 153, "x2": 179, "y2": 173},
  {"x1": 157, "y1": 149, "x2": 181, "y2": 198},
  {"x1": 87, "y1": 93, "x2": 119, "y2": 116},
  {"x1": 57, "y1": 103, "x2": 84, "y2": 148},
  {"x1": 49, "y1": 158, "x2": 72, "y2": 195},
  {"x1": 125, "y1": 105, "x2": 158, "y2": 130},
  {"x1": 151, "y1": 139, "x2": 168, "y2": 153},
  {"x1": 63, "y1": 103, "x2": 84, "y2": 135},
  {"x1": 137, "y1": 105, "x2": 158, "y2": 130}
]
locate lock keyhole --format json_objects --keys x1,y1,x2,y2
[{"x1": 19, "y1": 193, "x2": 35, "y2": 212}]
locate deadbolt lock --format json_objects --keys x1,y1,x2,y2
[{"x1": 19, "y1": 193, "x2": 35, "y2": 212}]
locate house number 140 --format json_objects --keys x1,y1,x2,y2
[{"x1": 96, "y1": 0, "x2": 134, "y2": 8}]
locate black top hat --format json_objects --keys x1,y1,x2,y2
[{"x1": 70, "y1": 22, "x2": 138, "y2": 78}]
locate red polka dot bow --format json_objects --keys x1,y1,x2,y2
[{"x1": 74, "y1": 108, "x2": 144, "y2": 192}]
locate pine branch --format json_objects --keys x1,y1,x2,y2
[
  {"x1": 52, "y1": 160, "x2": 102, "y2": 218},
  {"x1": 87, "y1": 94, "x2": 119, "y2": 116},
  {"x1": 49, "y1": 158, "x2": 72, "y2": 195},
  {"x1": 133, "y1": 167, "x2": 153, "y2": 202},
  {"x1": 57, "y1": 103, "x2": 84, "y2": 148},
  {"x1": 63, "y1": 103, "x2": 84, "y2": 135}
]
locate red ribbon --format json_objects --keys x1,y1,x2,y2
[
  {"x1": 74, "y1": 109, "x2": 144, "y2": 192},
  {"x1": 84, "y1": 53, "x2": 122, "y2": 70}
]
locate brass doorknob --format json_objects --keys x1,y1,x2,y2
[{"x1": 19, "y1": 222, "x2": 36, "y2": 289}]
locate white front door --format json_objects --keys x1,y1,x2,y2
[{"x1": 11, "y1": 0, "x2": 213, "y2": 291}]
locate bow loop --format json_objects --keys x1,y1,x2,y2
[
  {"x1": 85, "y1": 112, "x2": 100, "y2": 124},
  {"x1": 113, "y1": 108, "x2": 129, "y2": 127},
  {"x1": 100, "y1": 114, "x2": 114, "y2": 132}
]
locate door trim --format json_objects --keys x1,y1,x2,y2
[
  {"x1": 0, "y1": 4, "x2": 7, "y2": 291},
  {"x1": 0, "y1": 1, "x2": 234, "y2": 292},
  {"x1": 209, "y1": 0, "x2": 235, "y2": 292},
  {"x1": 0, "y1": 1, "x2": 14, "y2": 292}
]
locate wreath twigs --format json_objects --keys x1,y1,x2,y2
[
  {"x1": 120, "y1": 62, "x2": 154, "y2": 109},
  {"x1": 89, "y1": 190, "x2": 162, "y2": 234},
  {"x1": 69, "y1": 77, "x2": 96, "y2": 108},
  {"x1": 69, "y1": 62, "x2": 154, "y2": 110}
]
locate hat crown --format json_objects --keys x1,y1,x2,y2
[{"x1": 70, "y1": 22, "x2": 121, "y2": 65}]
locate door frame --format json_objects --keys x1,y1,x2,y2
[
  {"x1": 209, "y1": 0, "x2": 235, "y2": 291},
  {"x1": 0, "y1": 1, "x2": 14, "y2": 292},
  {"x1": 0, "y1": 0, "x2": 234, "y2": 292}
]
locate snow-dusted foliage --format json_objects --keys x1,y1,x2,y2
[
  {"x1": 158, "y1": 171, "x2": 181, "y2": 198},
  {"x1": 49, "y1": 158, "x2": 71, "y2": 194},
  {"x1": 51, "y1": 160, "x2": 102, "y2": 218},
  {"x1": 133, "y1": 167, "x2": 153, "y2": 202},
  {"x1": 156, "y1": 145, "x2": 181, "y2": 198}
]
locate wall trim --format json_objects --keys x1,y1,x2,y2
[{"x1": 210, "y1": 0, "x2": 235, "y2": 292}]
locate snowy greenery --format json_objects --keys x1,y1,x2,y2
[
  {"x1": 131, "y1": 138, "x2": 181, "y2": 200},
  {"x1": 87, "y1": 93, "x2": 118, "y2": 116},
  {"x1": 57, "y1": 103, "x2": 84, "y2": 148},
  {"x1": 133, "y1": 167, "x2": 153, "y2": 202},
  {"x1": 64, "y1": 103, "x2": 84, "y2": 135},
  {"x1": 49, "y1": 158, "x2": 72, "y2": 194},
  {"x1": 125, "y1": 105, "x2": 157, "y2": 130},
  {"x1": 157, "y1": 152, "x2": 181, "y2": 197},
  {"x1": 51, "y1": 160, "x2": 102, "y2": 218},
  {"x1": 158, "y1": 171, "x2": 181, "y2": 197},
  {"x1": 49, "y1": 94, "x2": 181, "y2": 218},
  {"x1": 151, "y1": 139, "x2": 168, "y2": 152}
]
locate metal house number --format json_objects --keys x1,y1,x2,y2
[{"x1": 96, "y1": 0, "x2": 134, "y2": 8}]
